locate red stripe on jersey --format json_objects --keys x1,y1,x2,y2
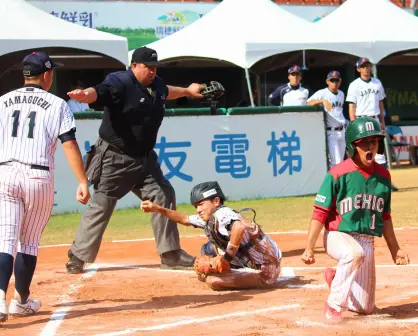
[
  {"x1": 328, "y1": 159, "x2": 358, "y2": 180},
  {"x1": 382, "y1": 212, "x2": 391, "y2": 221},
  {"x1": 312, "y1": 205, "x2": 329, "y2": 224},
  {"x1": 329, "y1": 158, "x2": 391, "y2": 181}
]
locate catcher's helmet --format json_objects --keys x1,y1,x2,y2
[
  {"x1": 190, "y1": 181, "x2": 225, "y2": 205},
  {"x1": 345, "y1": 117, "x2": 385, "y2": 157}
]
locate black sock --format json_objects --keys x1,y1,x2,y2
[
  {"x1": 14, "y1": 253, "x2": 37, "y2": 303},
  {"x1": 0, "y1": 253, "x2": 14, "y2": 295}
]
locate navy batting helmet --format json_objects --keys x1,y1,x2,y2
[{"x1": 190, "y1": 181, "x2": 225, "y2": 205}]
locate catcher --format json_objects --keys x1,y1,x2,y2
[{"x1": 141, "y1": 181, "x2": 282, "y2": 290}]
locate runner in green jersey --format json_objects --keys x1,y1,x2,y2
[{"x1": 300, "y1": 117, "x2": 409, "y2": 324}]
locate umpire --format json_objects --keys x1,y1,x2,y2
[{"x1": 65, "y1": 47, "x2": 204, "y2": 273}]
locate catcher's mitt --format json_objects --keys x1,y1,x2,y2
[
  {"x1": 200, "y1": 81, "x2": 225, "y2": 101},
  {"x1": 194, "y1": 255, "x2": 231, "y2": 280}
]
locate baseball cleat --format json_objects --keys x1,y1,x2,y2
[
  {"x1": 324, "y1": 267, "x2": 336, "y2": 288},
  {"x1": 323, "y1": 302, "x2": 342, "y2": 324},
  {"x1": 160, "y1": 249, "x2": 196, "y2": 270},
  {"x1": 0, "y1": 300, "x2": 7, "y2": 322},
  {"x1": 9, "y1": 299, "x2": 41, "y2": 316},
  {"x1": 66, "y1": 250, "x2": 85, "y2": 274}
]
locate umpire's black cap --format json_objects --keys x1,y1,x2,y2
[
  {"x1": 22, "y1": 51, "x2": 63, "y2": 76},
  {"x1": 131, "y1": 46, "x2": 161, "y2": 66}
]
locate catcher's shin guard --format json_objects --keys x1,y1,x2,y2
[{"x1": 205, "y1": 271, "x2": 264, "y2": 290}]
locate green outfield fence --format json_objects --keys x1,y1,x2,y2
[
  {"x1": 73, "y1": 106, "x2": 417, "y2": 126},
  {"x1": 73, "y1": 105, "x2": 324, "y2": 119}
]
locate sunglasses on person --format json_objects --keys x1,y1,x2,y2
[{"x1": 329, "y1": 78, "x2": 340, "y2": 83}]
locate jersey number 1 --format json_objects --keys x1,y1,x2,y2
[
  {"x1": 370, "y1": 213, "x2": 376, "y2": 230},
  {"x1": 12, "y1": 110, "x2": 36, "y2": 138}
]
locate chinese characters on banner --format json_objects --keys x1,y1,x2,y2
[
  {"x1": 155, "y1": 26, "x2": 184, "y2": 39},
  {"x1": 154, "y1": 131, "x2": 302, "y2": 182},
  {"x1": 267, "y1": 131, "x2": 302, "y2": 176},
  {"x1": 155, "y1": 136, "x2": 193, "y2": 182},
  {"x1": 50, "y1": 11, "x2": 93, "y2": 28}
]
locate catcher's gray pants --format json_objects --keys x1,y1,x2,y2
[{"x1": 70, "y1": 138, "x2": 180, "y2": 263}]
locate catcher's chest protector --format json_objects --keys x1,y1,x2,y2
[
  {"x1": 204, "y1": 214, "x2": 229, "y2": 252},
  {"x1": 204, "y1": 208, "x2": 268, "y2": 268}
]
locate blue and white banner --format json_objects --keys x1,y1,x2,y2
[{"x1": 52, "y1": 112, "x2": 327, "y2": 214}]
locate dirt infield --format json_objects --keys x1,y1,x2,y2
[{"x1": 2, "y1": 229, "x2": 418, "y2": 336}]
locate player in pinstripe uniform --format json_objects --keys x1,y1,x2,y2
[
  {"x1": 0, "y1": 51, "x2": 90, "y2": 322},
  {"x1": 307, "y1": 71, "x2": 347, "y2": 168}
]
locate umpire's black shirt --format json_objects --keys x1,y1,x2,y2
[{"x1": 94, "y1": 69, "x2": 168, "y2": 156}]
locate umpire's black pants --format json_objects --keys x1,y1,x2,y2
[{"x1": 70, "y1": 138, "x2": 180, "y2": 263}]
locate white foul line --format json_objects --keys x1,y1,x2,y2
[
  {"x1": 94, "y1": 304, "x2": 301, "y2": 336},
  {"x1": 38, "y1": 227, "x2": 418, "y2": 249},
  {"x1": 292, "y1": 264, "x2": 418, "y2": 271},
  {"x1": 99, "y1": 263, "x2": 194, "y2": 274},
  {"x1": 280, "y1": 267, "x2": 296, "y2": 278},
  {"x1": 39, "y1": 264, "x2": 99, "y2": 336}
]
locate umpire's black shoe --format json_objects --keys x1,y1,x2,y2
[
  {"x1": 160, "y1": 249, "x2": 196, "y2": 270},
  {"x1": 66, "y1": 250, "x2": 85, "y2": 274}
]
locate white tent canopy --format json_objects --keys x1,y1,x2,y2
[
  {"x1": 314, "y1": 0, "x2": 418, "y2": 64},
  {"x1": 1, "y1": 0, "x2": 128, "y2": 65},
  {"x1": 128, "y1": 0, "x2": 316, "y2": 69}
]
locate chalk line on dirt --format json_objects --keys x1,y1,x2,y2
[
  {"x1": 39, "y1": 264, "x2": 99, "y2": 336},
  {"x1": 94, "y1": 304, "x2": 301, "y2": 336},
  {"x1": 39, "y1": 227, "x2": 417, "y2": 249}
]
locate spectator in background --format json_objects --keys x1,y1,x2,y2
[
  {"x1": 67, "y1": 81, "x2": 91, "y2": 113},
  {"x1": 307, "y1": 71, "x2": 346, "y2": 168},
  {"x1": 346, "y1": 57, "x2": 398, "y2": 191},
  {"x1": 268, "y1": 65, "x2": 309, "y2": 106}
]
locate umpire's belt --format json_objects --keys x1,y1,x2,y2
[
  {"x1": 0, "y1": 161, "x2": 49, "y2": 171},
  {"x1": 327, "y1": 126, "x2": 344, "y2": 131},
  {"x1": 99, "y1": 137, "x2": 149, "y2": 157}
]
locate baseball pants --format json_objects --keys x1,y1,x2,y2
[
  {"x1": 327, "y1": 129, "x2": 346, "y2": 168},
  {"x1": 0, "y1": 162, "x2": 54, "y2": 257},
  {"x1": 71, "y1": 138, "x2": 180, "y2": 263},
  {"x1": 324, "y1": 230, "x2": 376, "y2": 314},
  {"x1": 205, "y1": 261, "x2": 281, "y2": 290}
]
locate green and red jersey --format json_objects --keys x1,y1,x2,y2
[{"x1": 313, "y1": 158, "x2": 391, "y2": 237}]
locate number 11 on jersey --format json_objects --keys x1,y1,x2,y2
[{"x1": 12, "y1": 110, "x2": 37, "y2": 138}]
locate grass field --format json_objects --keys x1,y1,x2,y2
[
  {"x1": 95, "y1": 27, "x2": 158, "y2": 50},
  {"x1": 123, "y1": 35, "x2": 158, "y2": 50},
  {"x1": 41, "y1": 166, "x2": 418, "y2": 246}
]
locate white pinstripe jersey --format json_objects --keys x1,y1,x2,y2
[{"x1": 0, "y1": 85, "x2": 75, "y2": 169}]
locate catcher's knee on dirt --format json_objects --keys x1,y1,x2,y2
[{"x1": 200, "y1": 242, "x2": 218, "y2": 257}]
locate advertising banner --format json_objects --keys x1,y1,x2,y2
[
  {"x1": 30, "y1": 1, "x2": 217, "y2": 50},
  {"x1": 52, "y1": 112, "x2": 327, "y2": 214},
  {"x1": 29, "y1": 1, "x2": 418, "y2": 52}
]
